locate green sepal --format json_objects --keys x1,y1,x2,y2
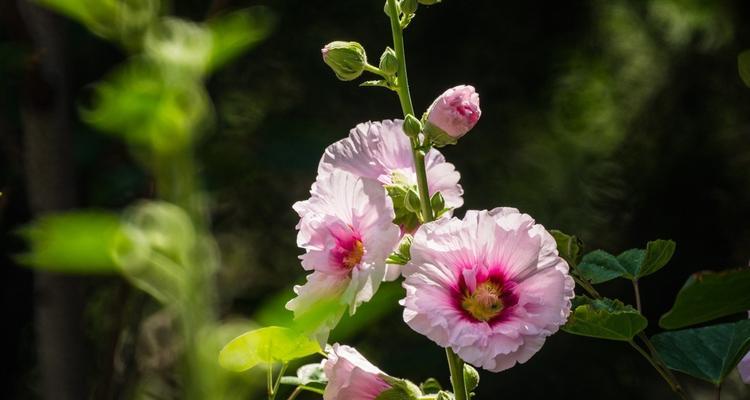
[
  {"x1": 375, "y1": 376, "x2": 422, "y2": 400},
  {"x1": 563, "y1": 296, "x2": 647, "y2": 341},
  {"x1": 430, "y1": 191, "x2": 448, "y2": 218},
  {"x1": 652, "y1": 320, "x2": 750, "y2": 385},
  {"x1": 384, "y1": 182, "x2": 421, "y2": 231},
  {"x1": 423, "y1": 121, "x2": 457, "y2": 148},
  {"x1": 401, "y1": 0, "x2": 419, "y2": 14},
  {"x1": 386, "y1": 234, "x2": 413, "y2": 265},
  {"x1": 419, "y1": 377, "x2": 442, "y2": 394},
  {"x1": 659, "y1": 268, "x2": 750, "y2": 329},
  {"x1": 463, "y1": 364, "x2": 479, "y2": 392},
  {"x1": 435, "y1": 391, "x2": 453, "y2": 400}
]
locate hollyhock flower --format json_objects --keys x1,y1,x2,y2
[
  {"x1": 322, "y1": 344, "x2": 391, "y2": 400},
  {"x1": 424, "y1": 85, "x2": 481, "y2": 146},
  {"x1": 318, "y1": 119, "x2": 463, "y2": 226},
  {"x1": 401, "y1": 208, "x2": 575, "y2": 372},
  {"x1": 287, "y1": 170, "x2": 400, "y2": 341}
]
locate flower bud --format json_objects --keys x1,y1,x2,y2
[
  {"x1": 403, "y1": 114, "x2": 422, "y2": 138},
  {"x1": 321, "y1": 41, "x2": 367, "y2": 81},
  {"x1": 379, "y1": 47, "x2": 399, "y2": 76},
  {"x1": 404, "y1": 188, "x2": 422, "y2": 214},
  {"x1": 401, "y1": 0, "x2": 419, "y2": 14},
  {"x1": 418, "y1": 0, "x2": 442, "y2": 5},
  {"x1": 424, "y1": 85, "x2": 481, "y2": 147}
]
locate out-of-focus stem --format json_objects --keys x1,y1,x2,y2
[{"x1": 446, "y1": 348, "x2": 469, "y2": 400}]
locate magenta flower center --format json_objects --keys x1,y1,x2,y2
[
  {"x1": 331, "y1": 235, "x2": 365, "y2": 270},
  {"x1": 461, "y1": 280, "x2": 505, "y2": 322}
]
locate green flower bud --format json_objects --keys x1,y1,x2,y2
[
  {"x1": 379, "y1": 47, "x2": 399, "y2": 76},
  {"x1": 401, "y1": 0, "x2": 418, "y2": 14},
  {"x1": 430, "y1": 191, "x2": 445, "y2": 213},
  {"x1": 418, "y1": 0, "x2": 442, "y2": 5},
  {"x1": 321, "y1": 41, "x2": 367, "y2": 81},
  {"x1": 463, "y1": 363, "x2": 480, "y2": 392},
  {"x1": 403, "y1": 114, "x2": 423, "y2": 138},
  {"x1": 404, "y1": 188, "x2": 422, "y2": 214}
]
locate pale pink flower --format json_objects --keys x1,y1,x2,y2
[
  {"x1": 401, "y1": 208, "x2": 575, "y2": 372},
  {"x1": 739, "y1": 352, "x2": 750, "y2": 384},
  {"x1": 287, "y1": 170, "x2": 400, "y2": 341},
  {"x1": 426, "y1": 85, "x2": 481, "y2": 140},
  {"x1": 317, "y1": 119, "x2": 463, "y2": 217},
  {"x1": 322, "y1": 344, "x2": 391, "y2": 400}
]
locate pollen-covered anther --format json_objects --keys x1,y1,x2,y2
[
  {"x1": 342, "y1": 240, "x2": 364, "y2": 269},
  {"x1": 462, "y1": 281, "x2": 504, "y2": 321}
]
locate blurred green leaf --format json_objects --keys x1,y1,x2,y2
[
  {"x1": 219, "y1": 326, "x2": 321, "y2": 372},
  {"x1": 83, "y1": 60, "x2": 209, "y2": 154},
  {"x1": 296, "y1": 363, "x2": 327, "y2": 385},
  {"x1": 639, "y1": 239, "x2": 676, "y2": 278},
  {"x1": 550, "y1": 229, "x2": 583, "y2": 266},
  {"x1": 659, "y1": 269, "x2": 750, "y2": 329},
  {"x1": 577, "y1": 250, "x2": 628, "y2": 283},
  {"x1": 206, "y1": 7, "x2": 275, "y2": 72},
  {"x1": 739, "y1": 50, "x2": 750, "y2": 88},
  {"x1": 563, "y1": 296, "x2": 647, "y2": 341},
  {"x1": 18, "y1": 211, "x2": 121, "y2": 273},
  {"x1": 652, "y1": 320, "x2": 750, "y2": 385}
]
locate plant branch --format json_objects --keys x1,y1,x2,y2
[{"x1": 632, "y1": 279, "x2": 642, "y2": 313}]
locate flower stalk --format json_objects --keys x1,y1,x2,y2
[{"x1": 384, "y1": 0, "x2": 461, "y2": 397}]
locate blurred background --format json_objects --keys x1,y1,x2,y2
[{"x1": 2, "y1": 0, "x2": 750, "y2": 399}]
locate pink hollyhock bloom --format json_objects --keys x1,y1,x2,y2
[
  {"x1": 318, "y1": 119, "x2": 463, "y2": 214},
  {"x1": 322, "y1": 344, "x2": 391, "y2": 400},
  {"x1": 287, "y1": 170, "x2": 400, "y2": 341},
  {"x1": 426, "y1": 85, "x2": 481, "y2": 140},
  {"x1": 401, "y1": 208, "x2": 575, "y2": 372}
]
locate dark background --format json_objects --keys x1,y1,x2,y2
[{"x1": 2, "y1": 0, "x2": 750, "y2": 399}]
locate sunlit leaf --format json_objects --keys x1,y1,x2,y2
[
  {"x1": 653, "y1": 320, "x2": 750, "y2": 385},
  {"x1": 17, "y1": 211, "x2": 121, "y2": 274},
  {"x1": 577, "y1": 250, "x2": 628, "y2": 283},
  {"x1": 206, "y1": 7, "x2": 275, "y2": 71},
  {"x1": 219, "y1": 326, "x2": 321, "y2": 372},
  {"x1": 563, "y1": 296, "x2": 647, "y2": 341},
  {"x1": 659, "y1": 269, "x2": 750, "y2": 329}
]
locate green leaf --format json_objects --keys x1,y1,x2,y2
[
  {"x1": 576, "y1": 250, "x2": 628, "y2": 283},
  {"x1": 377, "y1": 376, "x2": 422, "y2": 400},
  {"x1": 218, "y1": 326, "x2": 321, "y2": 372},
  {"x1": 659, "y1": 269, "x2": 750, "y2": 329},
  {"x1": 652, "y1": 320, "x2": 750, "y2": 385},
  {"x1": 616, "y1": 248, "x2": 644, "y2": 278},
  {"x1": 739, "y1": 50, "x2": 750, "y2": 88},
  {"x1": 17, "y1": 211, "x2": 121, "y2": 274},
  {"x1": 639, "y1": 239, "x2": 676, "y2": 278},
  {"x1": 549, "y1": 229, "x2": 583, "y2": 266},
  {"x1": 563, "y1": 296, "x2": 647, "y2": 341},
  {"x1": 206, "y1": 7, "x2": 275, "y2": 71}
]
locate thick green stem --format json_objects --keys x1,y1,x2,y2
[
  {"x1": 445, "y1": 348, "x2": 470, "y2": 400},
  {"x1": 385, "y1": 0, "x2": 433, "y2": 222}
]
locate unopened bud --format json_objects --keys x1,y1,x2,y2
[
  {"x1": 379, "y1": 47, "x2": 399, "y2": 76},
  {"x1": 321, "y1": 41, "x2": 367, "y2": 81},
  {"x1": 403, "y1": 114, "x2": 422, "y2": 138},
  {"x1": 424, "y1": 85, "x2": 481, "y2": 147},
  {"x1": 404, "y1": 188, "x2": 422, "y2": 214},
  {"x1": 430, "y1": 192, "x2": 445, "y2": 213},
  {"x1": 401, "y1": 0, "x2": 418, "y2": 14},
  {"x1": 418, "y1": 0, "x2": 442, "y2": 5}
]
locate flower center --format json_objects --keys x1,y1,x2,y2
[
  {"x1": 461, "y1": 281, "x2": 504, "y2": 322},
  {"x1": 341, "y1": 239, "x2": 364, "y2": 269}
]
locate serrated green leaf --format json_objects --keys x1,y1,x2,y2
[
  {"x1": 218, "y1": 326, "x2": 320, "y2": 372},
  {"x1": 549, "y1": 229, "x2": 583, "y2": 266},
  {"x1": 576, "y1": 250, "x2": 628, "y2": 283},
  {"x1": 660, "y1": 269, "x2": 750, "y2": 329},
  {"x1": 17, "y1": 211, "x2": 121, "y2": 274},
  {"x1": 653, "y1": 320, "x2": 750, "y2": 385},
  {"x1": 563, "y1": 296, "x2": 647, "y2": 341},
  {"x1": 739, "y1": 50, "x2": 750, "y2": 88},
  {"x1": 639, "y1": 239, "x2": 676, "y2": 277}
]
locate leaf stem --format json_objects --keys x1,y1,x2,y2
[
  {"x1": 632, "y1": 279, "x2": 642, "y2": 313},
  {"x1": 445, "y1": 348, "x2": 469, "y2": 400},
  {"x1": 270, "y1": 363, "x2": 289, "y2": 400},
  {"x1": 628, "y1": 340, "x2": 688, "y2": 399},
  {"x1": 267, "y1": 364, "x2": 274, "y2": 400},
  {"x1": 385, "y1": 0, "x2": 433, "y2": 223}
]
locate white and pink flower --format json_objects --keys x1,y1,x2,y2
[
  {"x1": 322, "y1": 344, "x2": 391, "y2": 400},
  {"x1": 317, "y1": 119, "x2": 464, "y2": 218},
  {"x1": 401, "y1": 208, "x2": 575, "y2": 372},
  {"x1": 287, "y1": 170, "x2": 400, "y2": 341}
]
